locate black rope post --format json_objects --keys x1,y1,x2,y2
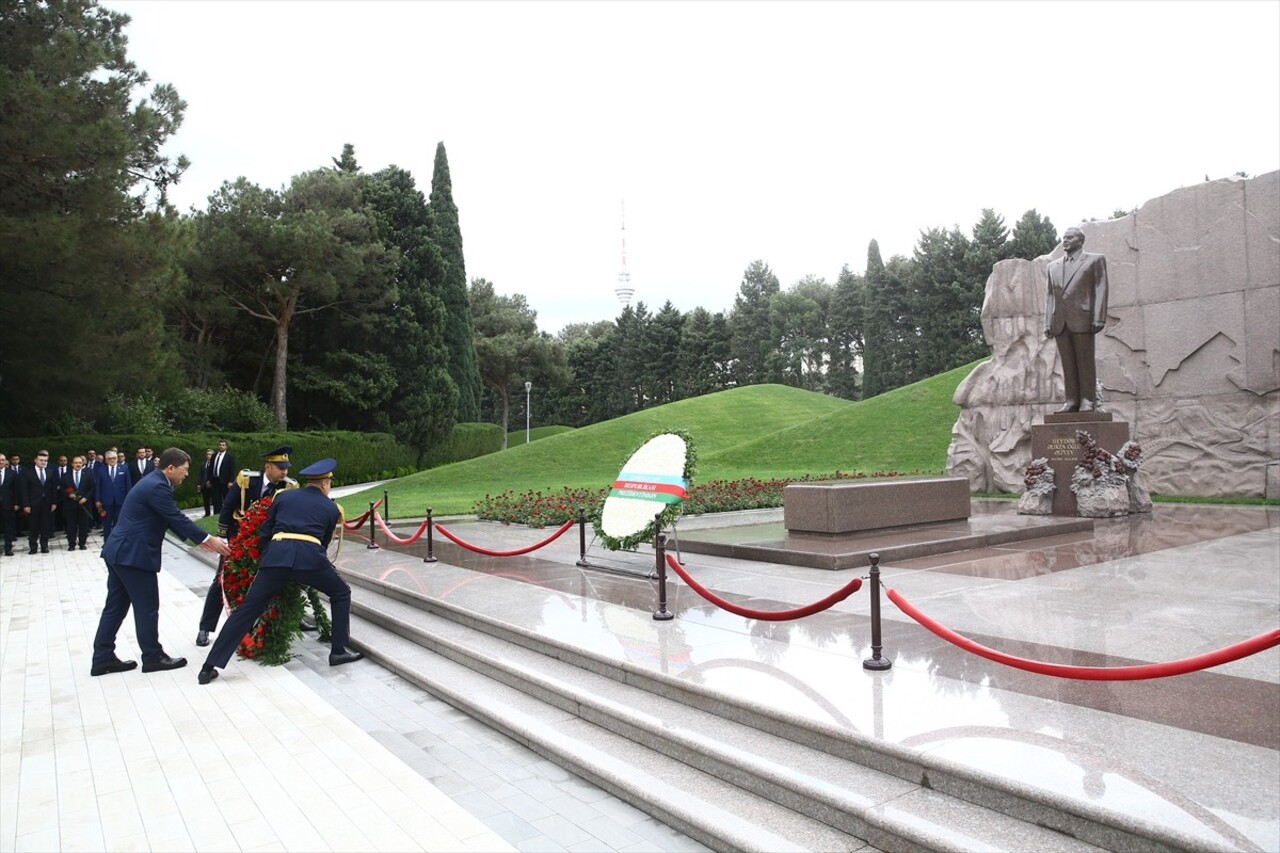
[
  {"x1": 366, "y1": 501, "x2": 380, "y2": 550},
  {"x1": 423, "y1": 507, "x2": 437, "y2": 563},
  {"x1": 575, "y1": 507, "x2": 589, "y2": 567},
  {"x1": 862, "y1": 552, "x2": 892, "y2": 671},
  {"x1": 383, "y1": 490, "x2": 390, "y2": 529},
  {"x1": 653, "y1": 528, "x2": 673, "y2": 621}
]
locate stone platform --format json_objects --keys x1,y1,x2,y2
[
  {"x1": 783, "y1": 474, "x2": 970, "y2": 534},
  {"x1": 679, "y1": 504, "x2": 1093, "y2": 570}
]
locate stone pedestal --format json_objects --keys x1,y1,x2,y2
[
  {"x1": 1031, "y1": 413, "x2": 1131, "y2": 516},
  {"x1": 783, "y1": 476, "x2": 970, "y2": 534}
]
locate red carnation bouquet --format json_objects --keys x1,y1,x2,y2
[{"x1": 220, "y1": 496, "x2": 333, "y2": 665}]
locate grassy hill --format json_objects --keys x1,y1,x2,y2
[{"x1": 347, "y1": 362, "x2": 979, "y2": 517}]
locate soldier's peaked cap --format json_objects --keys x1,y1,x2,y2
[
  {"x1": 298, "y1": 458, "x2": 337, "y2": 480},
  {"x1": 262, "y1": 445, "x2": 293, "y2": 468}
]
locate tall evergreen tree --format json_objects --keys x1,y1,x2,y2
[
  {"x1": 826, "y1": 264, "x2": 864, "y2": 399},
  {"x1": 675, "y1": 307, "x2": 732, "y2": 399},
  {"x1": 0, "y1": 0, "x2": 189, "y2": 434},
  {"x1": 728, "y1": 260, "x2": 781, "y2": 386},
  {"x1": 1008, "y1": 209, "x2": 1059, "y2": 260},
  {"x1": 428, "y1": 142, "x2": 483, "y2": 421},
  {"x1": 646, "y1": 301, "x2": 685, "y2": 405},
  {"x1": 862, "y1": 241, "x2": 919, "y2": 397},
  {"x1": 912, "y1": 225, "x2": 983, "y2": 376}
]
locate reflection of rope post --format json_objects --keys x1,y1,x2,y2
[
  {"x1": 576, "y1": 507, "x2": 588, "y2": 566},
  {"x1": 863, "y1": 553, "x2": 892, "y2": 671},
  {"x1": 423, "y1": 507, "x2": 437, "y2": 563},
  {"x1": 366, "y1": 502, "x2": 380, "y2": 550},
  {"x1": 653, "y1": 520, "x2": 673, "y2": 622}
]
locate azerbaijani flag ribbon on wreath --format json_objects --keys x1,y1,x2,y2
[{"x1": 609, "y1": 471, "x2": 688, "y2": 504}]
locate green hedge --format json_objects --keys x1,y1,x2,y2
[
  {"x1": 0, "y1": 431, "x2": 416, "y2": 508},
  {"x1": 420, "y1": 422, "x2": 504, "y2": 469}
]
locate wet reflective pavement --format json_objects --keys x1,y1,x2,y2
[{"x1": 339, "y1": 501, "x2": 1280, "y2": 852}]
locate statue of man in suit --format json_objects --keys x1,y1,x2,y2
[{"x1": 1045, "y1": 226, "x2": 1108, "y2": 412}]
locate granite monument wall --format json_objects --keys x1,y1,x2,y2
[{"x1": 947, "y1": 171, "x2": 1279, "y2": 498}]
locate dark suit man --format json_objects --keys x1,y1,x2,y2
[
  {"x1": 85, "y1": 450, "x2": 105, "y2": 528},
  {"x1": 199, "y1": 457, "x2": 362, "y2": 684},
  {"x1": 19, "y1": 450, "x2": 60, "y2": 554},
  {"x1": 60, "y1": 455, "x2": 96, "y2": 550},
  {"x1": 197, "y1": 445, "x2": 297, "y2": 646},
  {"x1": 198, "y1": 449, "x2": 216, "y2": 516},
  {"x1": 129, "y1": 447, "x2": 151, "y2": 485},
  {"x1": 96, "y1": 450, "x2": 131, "y2": 544},
  {"x1": 0, "y1": 455, "x2": 17, "y2": 556},
  {"x1": 208, "y1": 439, "x2": 237, "y2": 513},
  {"x1": 1045, "y1": 226, "x2": 1109, "y2": 412},
  {"x1": 90, "y1": 448, "x2": 230, "y2": 676}
]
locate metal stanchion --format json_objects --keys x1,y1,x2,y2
[
  {"x1": 383, "y1": 490, "x2": 390, "y2": 528},
  {"x1": 653, "y1": 528, "x2": 673, "y2": 621},
  {"x1": 423, "y1": 507, "x2": 437, "y2": 563},
  {"x1": 862, "y1": 552, "x2": 892, "y2": 671},
  {"x1": 575, "y1": 508, "x2": 589, "y2": 567},
  {"x1": 366, "y1": 501, "x2": 380, "y2": 550}
]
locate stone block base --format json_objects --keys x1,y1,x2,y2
[
  {"x1": 783, "y1": 476, "x2": 970, "y2": 535},
  {"x1": 1031, "y1": 418, "x2": 1132, "y2": 516}
]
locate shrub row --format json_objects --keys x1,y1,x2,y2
[
  {"x1": 1, "y1": 431, "x2": 416, "y2": 508},
  {"x1": 420, "y1": 422, "x2": 505, "y2": 469}
]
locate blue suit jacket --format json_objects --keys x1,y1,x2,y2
[
  {"x1": 102, "y1": 469, "x2": 208, "y2": 572},
  {"x1": 257, "y1": 486, "x2": 339, "y2": 572},
  {"x1": 97, "y1": 464, "x2": 132, "y2": 509}
]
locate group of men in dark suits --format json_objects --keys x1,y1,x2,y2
[{"x1": 0, "y1": 443, "x2": 172, "y2": 556}]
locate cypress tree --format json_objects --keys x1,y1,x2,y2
[{"x1": 428, "y1": 142, "x2": 483, "y2": 421}]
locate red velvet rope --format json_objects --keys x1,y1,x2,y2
[
  {"x1": 665, "y1": 554, "x2": 862, "y2": 621},
  {"x1": 433, "y1": 519, "x2": 575, "y2": 556},
  {"x1": 373, "y1": 512, "x2": 431, "y2": 545},
  {"x1": 886, "y1": 586, "x2": 1280, "y2": 681},
  {"x1": 341, "y1": 498, "x2": 384, "y2": 531}
]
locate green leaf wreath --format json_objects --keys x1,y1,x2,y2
[{"x1": 219, "y1": 496, "x2": 333, "y2": 666}]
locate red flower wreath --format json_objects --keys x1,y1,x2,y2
[{"x1": 219, "y1": 496, "x2": 333, "y2": 665}]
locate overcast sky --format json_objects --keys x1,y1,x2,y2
[{"x1": 108, "y1": 0, "x2": 1280, "y2": 334}]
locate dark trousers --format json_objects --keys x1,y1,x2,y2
[
  {"x1": 211, "y1": 482, "x2": 229, "y2": 516},
  {"x1": 26, "y1": 503, "x2": 52, "y2": 551},
  {"x1": 204, "y1": 564, "x2": 352, "y2": 669},
  {"x1": 199, "y1": 562, "x2": 226, "y2": 632},
  {"x1": 101, "y1": 503, "x2": 123, "y2": 544},
  {"x1": 201, "y1": 486, "x2": 215, "y2": 516},
  {"x1": 1054, "y1": 330, "x2": 1097, "y2": 406},
  {"x1": 92, "y1": 561, "x2": 164, "y2": 665},
  {"x1": 64, "y1": 501, "x2": 90, "y2": 546},
  {"x1": 0, "y1": 505, "x2": 15, "y2": 553}
]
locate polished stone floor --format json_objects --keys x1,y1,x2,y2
[{"x1": 353, "y1": 500, "x2": 1280, "y2": 852}]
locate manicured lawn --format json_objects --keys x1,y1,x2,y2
[{"x1": 343, "y1": 363, "x2": 981, "y2": 518}]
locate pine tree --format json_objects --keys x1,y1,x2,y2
[
  {"x1": 1008, "y1": 209, "x2": 1059, "y2": 260},
  {"x1": 826, "y1": 264, "x2": 864, "y2": 399},
  {"x1": 428, "y1": 142, "x2": 483, "y2": 421},
  {"x1": 728, "y1": 260, "x2": 781, "y2": 386}
]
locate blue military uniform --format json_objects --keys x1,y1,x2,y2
[
  {"x1": 199, "y1": 458, "x2": 362, "y2": 684},
  {"x1": 197, "y1": 446, "x2": 297, "y2": 644}
]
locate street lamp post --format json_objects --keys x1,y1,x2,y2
[{"x1": 524, "y1": 381, "x2": 532, "y2": 444}]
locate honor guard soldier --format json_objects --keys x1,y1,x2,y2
[
  {"x1": 196, "y1": 445, "x2": 298, "y2": 646},
  {"x1": 199, "y1": 457, "x2": 362, "y2": 685}
]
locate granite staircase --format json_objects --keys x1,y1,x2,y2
[{"x1": 341, "y1": 571, "x2": 1224, "y2": 853}]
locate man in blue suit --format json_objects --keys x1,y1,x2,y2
[
  {"x1": 90, "y1": 448, "x2": 230, "y2": 676},
  {"x1": 199, "y1": 457, "x2": 362, "y2": 684},
  {"x1": 95, "y1": 449, "x2": 132, "y2": 545}
]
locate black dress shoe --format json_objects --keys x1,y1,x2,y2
[
  {"x1": 299, "y1": 620, "x2": 318, "y2": 632},
  {"x1": 197, "y1": 665, "x2": 219, "y2": 685},
  {"x1": 196, "y1": 630, "x2": 211, "y2": 647},
  {"x1": 90, "y1": 658, "x2": 138, "y2": 677},
  {"x1": 141, "y1": 655, "x2": 187, "y2": 673},
  {"x1": 329, "y1": 650, "x2": 364, "y2": 667},
  {"x1": 28, "y1": 548, "x2": 37, "y2": 555},
  {"x1": 40, "y1": 548, "x2": 49, "y2": 554}
]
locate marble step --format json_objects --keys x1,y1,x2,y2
[{"x1": 346, "y1": 580, "x2": 1122, "y2": 853}]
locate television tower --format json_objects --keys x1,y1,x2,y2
[{"x1": 614, "y1": 201, "x2": 635, "y2": 306}]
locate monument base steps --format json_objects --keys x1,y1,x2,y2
[{"x1": 337, "y1": 573, "x2": 1211, "y2": 853}]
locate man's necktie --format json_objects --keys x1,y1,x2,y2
[
  {"x1": 75, "y1": 472, "x2": 80, "y2": 489},
  {"x1": 38, "y1": 469, "x2": 45, "y2": 485}
]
